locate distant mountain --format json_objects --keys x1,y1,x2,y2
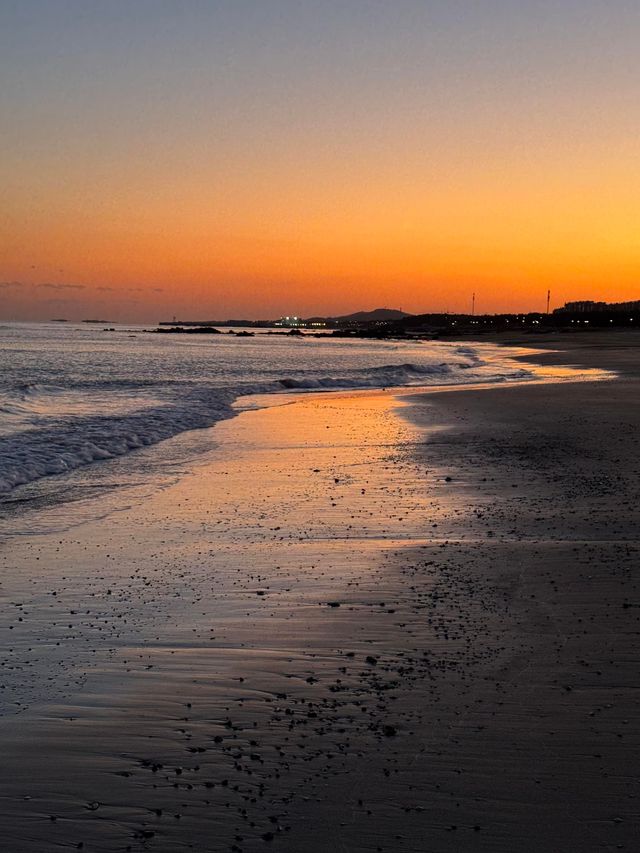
[
  {"x1": 158, "y1": 307, "x2": 413, "y2": 328},
  {"x1": 334, "y1": 308, "x2": 412, "y2": 323}
]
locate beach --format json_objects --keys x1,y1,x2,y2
[{"x1": 1, "y1": 331, "x2": 638, "y2": 852}]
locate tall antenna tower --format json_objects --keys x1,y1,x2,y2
[
  {"x1": 471, "y1": 292, "x2": 476, "y2": 316},
  {"x1": 546, "y1": 290, "x2": 551, "y2": 314}
]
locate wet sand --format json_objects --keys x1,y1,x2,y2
[{"x1": 1, "y1": 333, "x2": 639, "y2": 852}]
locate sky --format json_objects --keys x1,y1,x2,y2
[{"x1": 1, "y1": 0, "x2": 639, "y2": 322}]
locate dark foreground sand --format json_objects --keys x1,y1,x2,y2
[{"x1": 0, "y1": 332, "x2": 638, "y2": 852}]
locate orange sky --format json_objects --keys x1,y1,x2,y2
[{"x1": 2, "y1": 2, "x2": 639, "y2": 321}]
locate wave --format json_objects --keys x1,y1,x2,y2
[
  {"x1": 0, "y1": 357, "x2": 532, "y2": 495},
  {"x1": 275, "y1": 361, "x2": 472, "y2": 388}
]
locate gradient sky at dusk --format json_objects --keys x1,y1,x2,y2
[{"x1": 2, "y1": 0, "x2": 639, "y2": 321}]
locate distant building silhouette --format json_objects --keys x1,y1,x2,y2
[
  {"x1": 555, "y1": 299, "x2": 640, "y2": 313},
  {"x1": 274, "y1": 315, "x2": 303, "y2": 327}
]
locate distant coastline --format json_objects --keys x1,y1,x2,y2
[
  {"x1": 150, "y1": 300, "x2": 640, "y2": 340},
  {"x1": 11, "y1": 301, "x2": 640, "y2": 334}
]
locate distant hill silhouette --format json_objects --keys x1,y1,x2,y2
[
  {"x1": 160, "y1": 307, "x2": 413, "y2": 329},
  {"x1": 334, "y1": 308, "x2": 412, "y2": 323}
]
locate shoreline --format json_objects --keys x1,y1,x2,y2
[
  {"x1": 467, "y1": 327, "x2": 640, "y2": 374},
  {"x1": 0, "y1": 333, "x2": 638, "y2": 851},
  {"x1": 0, "y1": 333, "x2": 610, "y2": 523},
  {"x1": 0, "y1": 334, "x2": 537, "y2": 502}
]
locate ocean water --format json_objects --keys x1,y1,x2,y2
[{"x1": 0, "y1": 322, "x2": 563, "y2": 532}]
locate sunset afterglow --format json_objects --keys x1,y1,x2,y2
[{"x1": 2, "y1": 1, "x2": 639, "y2": 321}]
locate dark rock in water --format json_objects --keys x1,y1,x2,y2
[
  {"x1": 365, "y1": 655, "x2": 378, "y2": 666},
  {"x1": 382, "y1": 724, "x2": 397, "y2": 737},
  {"x1": 327, "y1": 601, "x2": 341, "y2": 608},
  {"x1": 153, "y1": 325, "x2": 222, "y2": 334}
]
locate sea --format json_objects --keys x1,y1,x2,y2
[{"x1": 0, "y1": 321, "x2": 572, "y2": 535}]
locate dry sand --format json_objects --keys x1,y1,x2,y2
[{"x1": 0, "y1": 332, "x2": 638, "y2": 852}]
